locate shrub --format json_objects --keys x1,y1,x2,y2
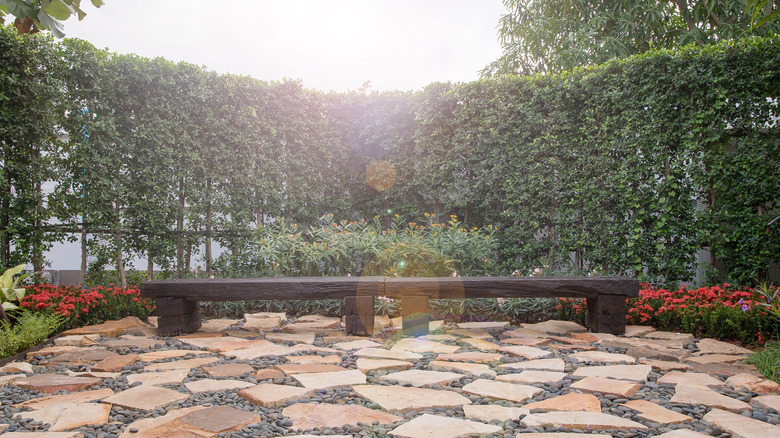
[
  {"x1": 0, "y1": 311, "x2": 64, "y2": 359},
  {"x1": 19, "y1": 284, "x2": 155, "y2": 329}
]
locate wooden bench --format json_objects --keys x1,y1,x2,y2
[{"x1": 140, "y1": 276, "x2": 639, "y2": 337}]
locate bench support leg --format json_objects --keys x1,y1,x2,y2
[
  {"x1": 401, "y1": 294, "x2": 429, "y2": 337},
  {"x1": 155, "y1": 297, "x2": 202, "y2": 336},
  {"x1": 344, "y1": 296, "x2": 374, "y2": 336},
  {"x1": 586, "y1": 294, "x2": 627, "y2": 334}
]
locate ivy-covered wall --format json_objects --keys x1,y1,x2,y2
[{"x1": 1, "y1": 26, "x2": 778, "y2": 285}]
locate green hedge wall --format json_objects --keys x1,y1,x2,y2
[{"x1": 1, "y1": 25, "x2": 778, "y2": 285}]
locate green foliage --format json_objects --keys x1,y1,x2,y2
[
  {"x1": 0, "y1": 0, "x2": 104, "y2": 38},
  {"x1": 0, "y1": 263, "x2": 31, "y2": 312},
  {"x1": 747, "y1": 341, "x2": 780, "y2": 383},
  {"x1": 484, "y1": 0, "x2": 780, "y2": 76},
  {"x1": 0, "y1": 310, "x2": 63, "y2": 359}
]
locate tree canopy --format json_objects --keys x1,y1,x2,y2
[
  {"x1": 483, "y1": 0, "x2": 780, "y2": 76},
  {"x1": 0, "y1": 0, "x2": 103, "y2": 38}
]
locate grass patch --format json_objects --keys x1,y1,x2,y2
[
  {"x1": 747, "y1": 340, "x2": 780, "y2": 383},
  {"x1": 1, "y1": 312, "x2": 64, "y2": 359}
]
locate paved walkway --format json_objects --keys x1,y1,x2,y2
[{"x1": 1, "y1": 314, "x2": 779, "y2": 438}]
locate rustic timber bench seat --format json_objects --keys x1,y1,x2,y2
[{"x1": 141, "y1": 276, "x2": 639, "y2": 337}]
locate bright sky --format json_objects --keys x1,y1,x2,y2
[{"x1": 63, "y1": 0, "x2": 508, "y2": 92}]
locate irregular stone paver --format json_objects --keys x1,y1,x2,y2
[
  {"x1": 696, "y1": 338, "x2": 753, "y2": 355},
  {"x1": 501, "y1": 337, "x2": 551, "y2": 346},
  {"x1": 290, "y1": 369, "x2": 366, "y2": 389},
  {"x1": 572, "y1": 364, "x2": 651, "y2": 382},
  {"x1": 238, "y1": 383, "x2": 314, "y2": 408},
  {"x1": 2, "y1": 432, "x2": 85, "y2": 438},
  {"x1": 455, "y1": 320, "x2": 510, "y2": 330},
  {"x1": 521, "y1": 320, "x2": 586, "y2": 334},
  {"x1": 102, "y1": 385, "x2": 189, "y2": 410},
  {"x1": 356, "y1": 358, "x2": 413, "y2": 373},
  {"x1": 27, "y1": 345, "x2": 79, "y2": 359},
  {"x1": 391, "y1": 338, "x2": 460, "y2": 354},
  {"x1": 547, "y1": 343, "x2": 596, "y2": 352},
  {"x1": 379, "y1": 369, "x2": 465, "y2": 387},
  {"x1": 92, "y1": 353, "x2": 139, "y2": 372},
  {"x1": 284, "y1": 354, "x2": 342, "y2": 364},
  {"x1": 143, "y1": 356, "x2": 220, "y2": 371},
  {"x1": 449, "y1": 328, "x2": 492, "y2": 339},
  {"x1": 498, "y1": 345, "x2": 552, "y2": 360},
  {"x1": 570, "y1": 376, "x2": 641, "y2": 397},
  {"x1": 281, "y1": 403, "x2": 402, "y2": 430},
  {"x1": 179, "y1": 336, "x2": 264, "y2": 351},
  {"x1": 462, "y1": 378, "x2": 543, "y2": 403},
  {"x1": 60, "y1": 316, "x2": 148, "y2": 337},
  {"x1": 242, "y1": 315, "x2": 282, "y2": 330},
  {"x1": 429, "y1": 360, "x2": 496, "y2": 378},
  {"x1": 521, "y1": 411, "x2": 648, "y2": 430},
  {"x1": 225, "y1": 343, "x2": 338, "y2": 360},
  {"x1": 686, "y1": 354, "x2": 746, "y2": 364},
  {"x1": 703, "y1": 407, "x2": 780, "y2": 437},
  {"x1": 390, "y1": 413, "x2": 502, "y2": 438},
  {"x1": 282, "y1": 323, "x2": 340, "y2": 334},
  {"x1": 184, "y1": 378, "x2": 254, "y2": 393},
  {"x1": 690, "y1": 361, "x2": 761, "y2": 376},
  {"x1": 352, "y1": 384, "x2": 472, "y2": 412},
  {"x1": 523, "y1": 393, "x2": 601, "y2": 412},
  {"x1": 197, "y1": 319, "x2": 241, "y2": 332},
  {"x1": 643, "y1": 331, "x2": 694, "y2": 344},
  {"x1": 0, "y1": 373, "x2": 25, "y2": 386},
  {"x1": 657, "y1": 371, "x2": 725, "y2": 387},
  {"x1": 354, "y1": 348, "x2": 423, "y2": 361},
  {"x1": 264, "y1": 332, "x2": 316, "y2": 345},
  {"x1": 0, "y1": 361, "x2": 34, "y2": 374},
  {"x1": 752, "y1": 394, "x2": 780, "y2": 411},
  {"x1": 602, "y1": 338, "x2": 691, "y2": 361},
  {"x1": 496, "y1": 370, "x2": 567, "y2": 384},
  {"x1": 296, "y1": 314, "x2": 341, "y2": 325},
  {"x1": 126, "y1": 369, "x2": 189, "y2": 386},
  {"x1": 274, "y1": 363, "x2": 346, "y2": 375},
  {"x1": 54, "y1": 334, "x2": 100, "y2": 347},
  {"x1": 16, "y1": 388, "x2": 114, "y2": 410},
  {"x1": 436, "y1": 352, "x2": 504, "y2": 363},
  {"x1": 332, "y1": 339, "x2": 382, "y2": 350},
  {"x1": 621, "y1": 399, "x2": 693, "y2": 424},
  {"x1": 516, "y1": 434, "x2": 611, "y2": 438},
  {"x1": 117, "y1": 406, "x2": 205, "y2": 438},
  {"x1": 498, "y1": 358, "x2": 565, "y2": 372},
  {"x1": 459, "y1": 337, "x2": 500, "y2": 350},
  {"x1": 569, "y1": 351, "x2": 636, "y2": 363},
  {"x1": 137, "y1": 349, "x2": 206, "y2": 361},
  {"x1": 245, "y1": 311, "x2": 287, "y2": 322},
  {"x1": 420, "y1": 334, "x2": 459, "y2": 341},
  {"x1": 203, "y1": 363, "x2": 254, "y2": 377},
  {"x1": 176, "y1": 405, "x2": 260, "y2": 434},
  {"x1": 671, "y1": 383, "x2": 752, "y2": 413},
  {"x1": 14, "y1": 375, "x2": 102, "y2": 394},
  {"x1": 101, "y1": 336, "x2": 160, "y2": 349},
  {"x1": 50, "y1": 403, "x2": 112, "y2": 431},
  {"x1": 255, "y1": 369, "x2": 285, "y2": 380},
  {"x1": 653, "y1": 431, "x2": 712, "y2": 438},
  {"x1": 727, "y1": 372, "x2": 780, "y2": 394},
  {"x1": 639, "y1": 359, "x2": 693, "y2": 371},
  {"x1": 462, "y1": 404, "x2": 529, "y2": 422},
  {"x1": 624, "y1": 325, "x2": 656, "y2": 337},
  {"x1": 47, "y1": 349, "x2": 118, "y2": 365}
]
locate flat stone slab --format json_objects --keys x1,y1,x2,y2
[
  {"x1": 242, "y1": 315, "x2": 283, "y2": 330},
  {"x1": 224, "y1": 342, "x2": 337, "y2": 360},
  {"x1": 102, "y1": 385, "x2": 189, "y2": 410},
  {"x1": 54, "y1": 334, "x2": 100, "y2": 347},
  {"x1": 671, "y1": 383, "x2": 752, "y2": 413},
  {"x1": 101, "y1": 336, "x2": 160, "y2": 349},
  {"x1": 498, "y1": 358, "x2": 565, "y2": 372},
  {"x1": 462, "y1": 404, "x2": 530, "y2": 422},
  {"x1": 179, "y1": 336, "x2": 266, "y2": 351},
  {"x1": 391, "y1": 338, "x2": 460, "y2": 354},
  {"x1": 126, "y1": 369, "x2": 189, "y2": 386},
  {"x1": 198, "y1": 319, "x2": 241, "y2": 332},
  {"x1": 255, "y1": 369, "x2": 285, "y2": 380},
  {"x1": 390, "y1": 413, "x2": 502, "y2": 438},
  {"x1": 143, "y1": 356, "x2": 220, "y2": 371},
  {"x1": 462, "y1": 378, "x2": 543, "y2": 403},
  {"x1": 726, "y1": 372, "x2": 780, "y2": 394},
  {"x1": 657, "y1": 371, "x2": 725, "y2": 387},
  {"x1": 420, "y1": 334, "x2": 459, "y2": 341},
  {"x1": 184, "y1": 378, "x2": 254, "y2": 393},
  {"x1": 521, "y1": 411, "x2": 648, "y2": 430},
  {"x1": 354, "y1": 348, "x2": 423, "y2": 361},
  {"x1": 92, "y1": 353, "x2": 139, "y2": 372},
  {"x1": 203, "y1": 363, "x2": 255, "y2": 377},
  {"x1": 639, "y1": 359, "x2": 693, "y2": 372},
  {"x1": 238, "y1": 383, "x2": 315, "y2": 408},
  {"x1": 752, "y1": 394, "x2": 780, "y2": 412},
  {"x1": 621, "y1": 399, "x2": 693, "y2": 424},
  {"x1": 690, "y1": 361, "x2": 761, "y2": 376},
  {"x1": 47, "y1": 348, "x2": 118, "y2": 365},
  {"x1": 17, "y1": 388, "x2": 114, "y2": 410},
  {"x1": 449, "y1": 328, "x2": 493, "y2": 339},
  {"x1": 1, "y1": 432, "x2": 86, "y2": 438},
  {"x1": 572, "y1": 364, "x2": 651, "y2": 382},
  {"x1": 50, "y1": 402, "x2": 112, "y2": 431},
  {"x1": 61, "y1": 316, "x2": 148, "y2": 337},
  {"x1": 138, "y1": 349, "x2": 207, "y2": 361},
  {"x1": 290, "y1": 369, "x2": 366, "y2": 389},
  {"x1": 643, "y1": 331, "x2": 694, "y2": 344},
  {"x1": 652, "y1": 431, "x2": 712, "y2": 438},
  {"x1": 624, "y1": 325, "x2": 656, "y2": 337},
  {"x1": 456, "y1": 321, "x2": 510, "y2": 329},
  {"x1": 352, "y1": 384, "x2": 472, "y2": 412},
  {"x1": 332, "y1": 339, "x2": 382, "y2": 350},
  {"x1": 0, "y1": 361, "x2": 34, "y2": 374},
  {"x1": 686, "y1": 354, "x2": 746, "y2": 364},
  {"x1": 379, "y1": 369, "x2": 465, "y2": 387},
  {"x1": 116, "y1": 406, "x2": 204, "y2": 438},
  {"x1": 356, "y1": 358, "x2": 413, "y2": 373},
  {"x1": 282, "y1": 322, "x2": 340, "y2": 334},
  {"x1": 695, "y1": 338, "x2": 753, "y2": 355},
  {"x1": 282, "y1": 403, "x2": 402, "y2": 430},
  {"x1": 569, "y1": 351, "x2": 636, "y2": 364},
  {"x1": 274, "y1": 363, "x2": 347, "y2": 375},
  {"x1": 172, "y1": 405, "x2": 259, "y2": 435},
  {"x1": 28, "y1": 346, "x2": 80, "y2": 359},
  {"x1": 0, "y1": 373, "x2": 25, "y2": 386},
  {"x1": 498, "y1": 345, "x2": 552, "y2": 360},
  {"x1": 703, "y1": 407, "x2": 780, "y2": 437},
  {"x1": 265, "y1": 332, "x2": 316, "y2": 345},
  {"x1": 460, "y1": 338, "x2": 500, "y2": 350},
  {"x1": 435, "y1": 352, "x2": 504, "y2": 363},
  {"x1": 521, "y1": 320, "x2": 587, "y2": 334},
  {"x1": 523, "y1": 393, "x2": 601, "y2": 412},
  {"x1": 245, "y1": 311, "x2": 287, "y2": 322},
  {"x1": 496, "y1": 370, "x2": 567, "y2": 384},
  {"x1": 14, "y1": 374, "x2": 102, "y2": 394},
  {"x1": 429, "y1": 360, "x2": 496, "y2": 378},
  {"x1": 515, "y1": 434, "x2": 611, "y2": 438},
  {"x1": 570, "y1": 376, "x2": 641, "y2": 397},
  {"x1": 285, "y1": 354, "x2": 342, "y2": 364}
]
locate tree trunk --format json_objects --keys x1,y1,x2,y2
[
  {"x1": 114, "y1": 201, "x2": 127, "y2": 288},
  {"x1": 205, "y1": 179, "x2": 213, "y2": 277},
  {"x1": 79, "y1": 222, "x2": 87, "y2": 287},
  {"x1": 176, "y1": 183, "x2": 185, "y2": 278},
  {"x1": 32, "y1": 180, "x2": 43, "y2": 273},
  {"x1": 147, "y1": 240, "x2": 154, "y2": 281},
  {"x1": 1, "y1": 161, "x2": 12, "y2": 266}
]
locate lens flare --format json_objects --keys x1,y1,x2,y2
[{"x1": 366, "y1": 160, "x2": 397, "y2": 191}]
